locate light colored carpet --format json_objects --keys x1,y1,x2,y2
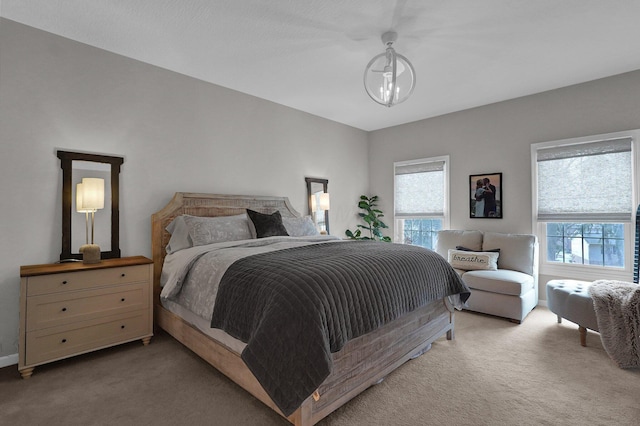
[{"x1": 1, "y1": 307, "x2": 638, "y2": 426}]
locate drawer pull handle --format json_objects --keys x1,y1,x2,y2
[
  {"x1": 121, "y1": 298, "x2": 125, "y2": 302},
  {"x1": 121, "y1": 273, "x2": 126, "y2": 277},
  {"x1": 61, "y1": 307, "x2": 67, "y2": 312},
  {"x1": 62, "y1": 281, "x2": 68, "y2": 285},
  {"x1": 121, "y1": 325, "x2": 125, "y2": 329},
  {"x1": 61, "y1": 339, "x2": 67, "y2": 343}
]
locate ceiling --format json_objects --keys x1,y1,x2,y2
[{"x1": 3, "y1": 1, "x2": 640, "y2": 131}]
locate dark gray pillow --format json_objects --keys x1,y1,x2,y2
[
  {"x1": 456, "y1": 245, "x2": 501, "y2": 253},
  {"x1": 246, "y1": 209, "x2": 289, "y2": 238}
]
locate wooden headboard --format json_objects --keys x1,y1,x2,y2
[{"x1": 151, "y1": 192, "x2": 301, "y2": 304}]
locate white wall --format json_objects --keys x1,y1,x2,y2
[
  {"x1": 369, "y1": 69, "x2": 640, "y2": 300},
  {"x1": 0, "y1": 19, "x2": 369, "y2": 360}
]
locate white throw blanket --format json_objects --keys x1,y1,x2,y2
[{"x1": 588, "y1": 280, "x2": 640, "y2": 368}]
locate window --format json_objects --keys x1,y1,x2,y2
[
  {"x1": 546, "y1": 223, "x2": 625, "y2": 267},
  {"x1": 394, "y1": 156, "x2": 449, "y2": 250},
  {"x1": 532, "y1": 130, "x2": 638, "y2": 279}
]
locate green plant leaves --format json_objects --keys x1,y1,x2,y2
[{"x1": 344, "y1": 195, "x2": 391, "y2": 242}]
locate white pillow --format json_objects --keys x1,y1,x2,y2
[
  {"x1": 183, "y1": 214, "x2": 252, "y2": 246},
  {"x1": 282, "y1": 216, "x2": 319, "y2": 237},
  {"x1": 165, "y1": 216, "x2": 193, "y2": 254},
  {"x1": 448, "y1": 249, "x2": 499, "y2": 271}
]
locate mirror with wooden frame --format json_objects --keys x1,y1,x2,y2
[
  {"x1": 57, "y1": 150, "x2": 123, "y2": 260},
  {"x1": 305, "y1": 177, "x2": 329, "y2": 234}
]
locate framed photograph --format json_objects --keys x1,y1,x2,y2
[{"x1": 470, "y1": 173, "x2": 502, "y2": 219}]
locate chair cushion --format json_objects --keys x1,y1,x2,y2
[
  {"x1": 435, "y1": 230, "x2": 483, "y2": 259},
  {"x1": 461, "y1": 269, "x2": 534, "y2": 296},
  {"x1": 482, "y1": 232, "x2": 536, "y2": 275}
]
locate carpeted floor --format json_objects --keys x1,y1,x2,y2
[{"x1": 1, "y1": 306, "x2": 638, "y2": 425}]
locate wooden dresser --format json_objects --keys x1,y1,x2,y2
[{"x1": 19, "y1": 256, "x2": 153, "y2": 379}]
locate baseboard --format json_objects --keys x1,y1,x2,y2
[{"x1": 0, "y1": 353, "x2": 18, "y2": 368}]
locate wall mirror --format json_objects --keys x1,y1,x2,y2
[
  {"x1": 57, "y1": 150, "x2": 123, "y2": 260},
  {"x1": 305, "y1": 177, "x2": 329, "y2": 234}
]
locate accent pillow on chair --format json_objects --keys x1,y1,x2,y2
[{"x1": 448, "y1": 249, "x2": 499, "y2": 271}]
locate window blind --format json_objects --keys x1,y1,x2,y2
[
  {"x1": 395, "y1": 160, "x2": 445, "y2": 217},
  {"x1": 536, "y1": 137, "x2": 633, "y2": 221}
]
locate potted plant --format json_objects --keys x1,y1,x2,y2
[{"x1": 345, "y1": 195, "x2": 391, "y2": 242}]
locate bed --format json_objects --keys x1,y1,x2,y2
[{"x1": 151, "y1": 192, "x2": 469, "y2": 426}]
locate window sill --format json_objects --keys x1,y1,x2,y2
[{"x1": 540, "y1": 262, "x2": 633, "y2": 282}]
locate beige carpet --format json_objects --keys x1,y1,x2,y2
[{"x1": 2, "y1": 307, "x2": 639, "y2": 426}]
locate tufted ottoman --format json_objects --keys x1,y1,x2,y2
[{"x1": 546, "y1": 279, "x2": 599, "y2": 346}]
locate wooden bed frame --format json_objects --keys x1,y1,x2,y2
[{"x1": 151, "y1": 192, "x2": 456, "y2": 426}]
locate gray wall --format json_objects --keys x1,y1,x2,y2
[
  {"x1": 369, "y1": 69, "x2": 640, "y2": 299},
  {"x1": 3, "y1": 16, "x2": 640, "y2": 363},
  {"x1": 0, "y1": 19, "x2": 369, "y2": 360}
]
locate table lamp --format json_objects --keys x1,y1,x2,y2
[{"x1": 76, "y1": 177, "x2": 104, "y2": 264}]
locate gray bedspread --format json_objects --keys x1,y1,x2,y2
[{"x1": 210, "y1": 240, "x2": 470, "y2": 416}]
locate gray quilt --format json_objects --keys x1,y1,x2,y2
[{"x1": 210, "y1": 240, "x2": 470, "y2": 416}]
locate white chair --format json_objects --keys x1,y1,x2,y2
[{"x1": 436, "y1": 230, "x2": 539, "y2": 323}]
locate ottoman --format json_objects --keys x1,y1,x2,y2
[{"x1": 546, "y1": 279, "x2": 599, "y2": 346}]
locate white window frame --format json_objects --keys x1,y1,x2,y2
[
  {"x1": 531, "y1": 129, "x2": 640, "y2": 281},
  {"x1": 393, "y1": 155, "x2": 450, "y2": 247}
]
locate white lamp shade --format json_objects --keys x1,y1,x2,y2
[
  {"x1": 311, "y1": 192, "x2": 330, "y2": 211},
  {"x1": 76, "y1": 183, "x2": 87, "y2": 213},
  {"x1": 318, "y1": 193, "x2": 330, "y2": 211},
  {"x1": 77, "y1": 178, "x2": 104, "y2": 211}
]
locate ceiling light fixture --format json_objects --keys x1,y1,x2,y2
[{"x1": 364, "y1": 31, "x2": 416, "y2": 107}]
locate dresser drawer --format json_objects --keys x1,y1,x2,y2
[
  {"x1": 26, "y1": 282, "x2": 149, "y2": 332},
  {"x1": 26, "y1": 265, "x2": 149, "y2": 296},
  {"x1": 25, "y1": 310, "x2": 150, "y2": 366}
]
